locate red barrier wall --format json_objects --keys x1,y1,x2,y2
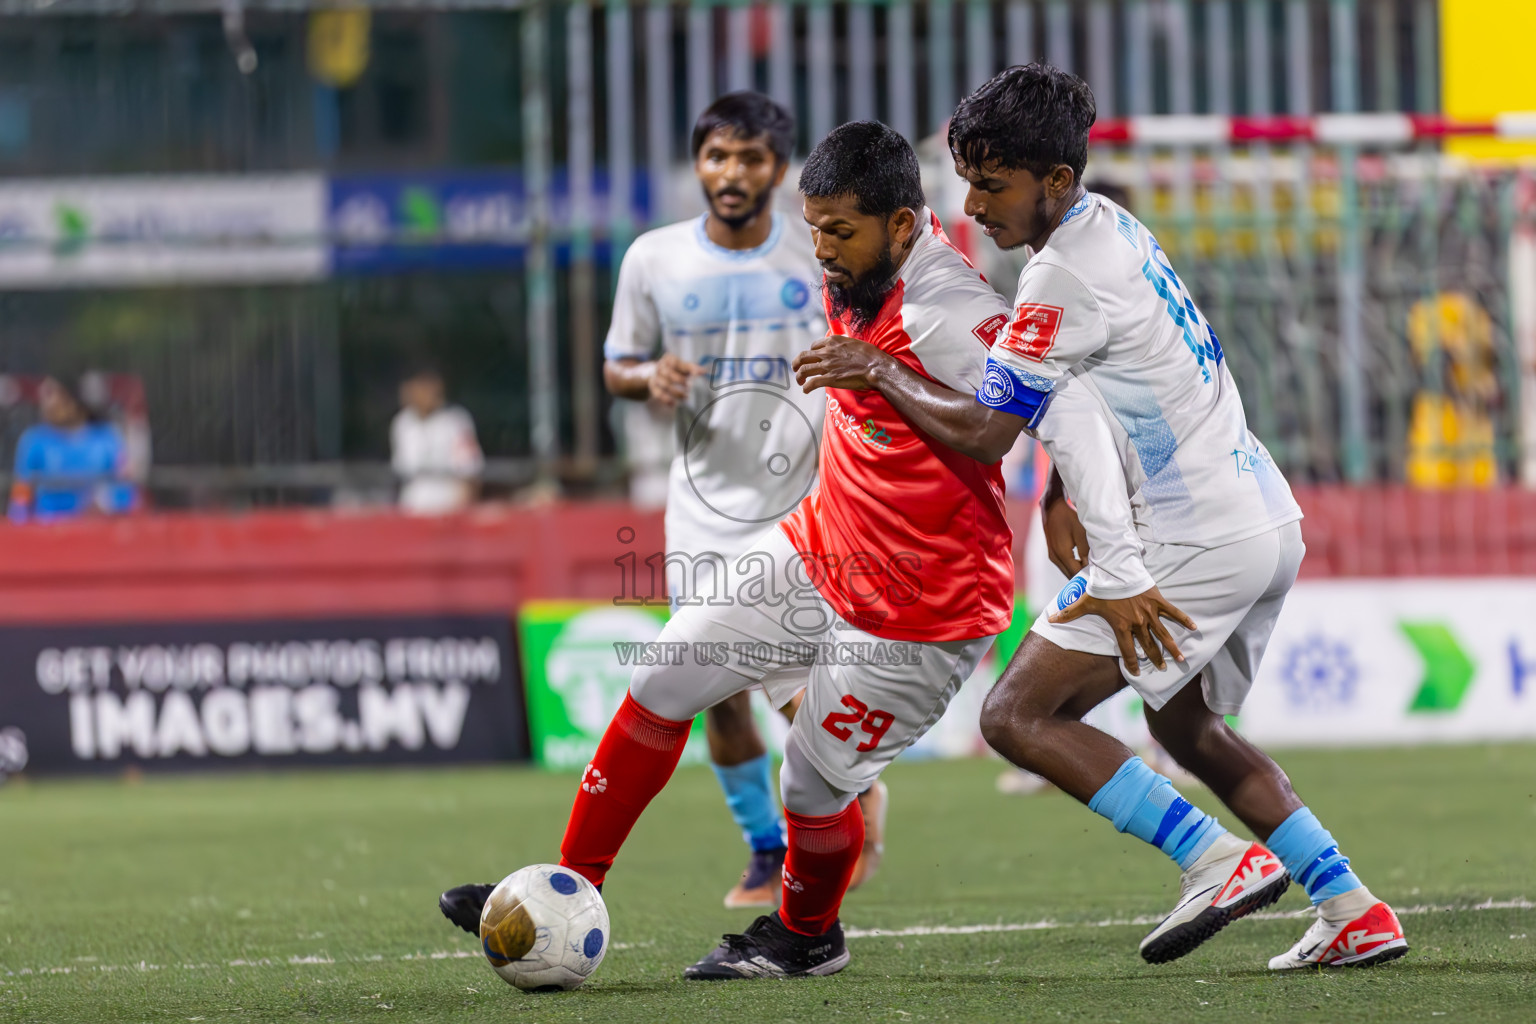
[
  {"x1": 0, "y1": 503, "x2": 665, "y2": 625},
  {"x1": 1291, "y1": 486, "x2": 1536, "y2": 577},
  {"x1": 0, "y1": 488, "x2": 1531, "y2": 624}
]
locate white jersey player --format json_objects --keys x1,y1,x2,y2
[
  {"x1": 991, "y1": 188, "x2": 1303, "y2": 702},
  {"x1": 605, "y1": 209, "x2": 825, "y2": 578},
  {"x1": 835, "y1": 64, "x2": 1407, "y2": 973}
]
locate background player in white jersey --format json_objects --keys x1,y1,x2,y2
[
  {"x1": 600, "y1": 93, "x2": 888, "y2": 908},
  {"x1": 800, "y1": 65, "x2": 1408, "y2": 972}
]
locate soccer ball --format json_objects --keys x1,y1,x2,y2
[{"x1": 479, "y1": 864, "x2": 609, "y2": 991}]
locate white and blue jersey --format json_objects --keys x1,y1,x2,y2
[
  {"x1": 605, "y1": 212, "x2": 826, "y2": 572},
  {"x1": 977, "y1": 193, "x2": 1301, "y2": 598}
]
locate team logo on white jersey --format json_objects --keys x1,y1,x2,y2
[{"x1": 781, "y1": 278, "x2": 811, "y2": 310}]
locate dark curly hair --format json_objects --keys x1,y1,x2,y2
[
  {"x1": 798, "y1": 120, "x2": 924, "y2": 219},
  {"x1": 948, "y1": 63, "x2": 1097, "y2": 182}
]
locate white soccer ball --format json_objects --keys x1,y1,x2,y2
[{"x1": 479, "y1": 864, "x2": 610, "y2": 991}]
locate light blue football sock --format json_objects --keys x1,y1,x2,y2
[
  {"x1": 1088, "y1": 757, "x2": 1227, "y2": 870},
  {"x1": 1265, "y1": 807, "x2": 1364, "y2": 905},
  {"x1": 711, "y1": 754, "x2": 786, "y2": 853}
]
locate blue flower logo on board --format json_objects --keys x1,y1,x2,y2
[{"x1": 1280, "y1": 634, "x2": 1359, "y2": 711}]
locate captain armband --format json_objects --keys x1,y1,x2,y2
[{"x1": 974, "y1": 357, "x2": 1056, "y2": 428}]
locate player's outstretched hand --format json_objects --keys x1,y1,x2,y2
[
  {"x1": 1041, "y1": 496, "x2": 1089, "y2": 577},
  {"x1": 649, "y1": 352, "x2": 704, "y2": 407},
  {"x1": 793, "y1": 335, "x2": 888, "y2": 392},
  {"x1": 1048, "y1": 585, "x2": 1197, "y2": 676}
]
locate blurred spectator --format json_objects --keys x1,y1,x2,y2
[
  {"x1": 8, "y1": 376, "x2": 137, "y2": 523},
  {"x1": 1406, "y1": 292, "x2": 1500, "y2": 488},
  {"x1": 390, "y1": 365, "x2": 483, "y2": 514}
]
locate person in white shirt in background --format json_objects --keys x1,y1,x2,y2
[{"x1": 390, "y1": 366, "x2": 484, "y2": 515}]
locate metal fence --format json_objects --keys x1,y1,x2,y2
[
  {"x1": 7, "y1": 1, "x2": 1530, "y2": 504},
  {"x1": 1085, "y1": 154, "x2": 1528, "y2": 485}
]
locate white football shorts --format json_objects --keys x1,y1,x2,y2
[
  {"x1": 1030, "y1": 521, "x2": 1304, "y2": 716},
  {"x1": 656, "y1": 524, "x2": 995, "y2": 793}
]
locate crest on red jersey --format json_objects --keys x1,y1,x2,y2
[
  {"x1": 971, "y1": 313, "x2": 1009, "y2": 347},
  {"x1": 998, "y1": 303, "x2": 1064, "y2": 361}
]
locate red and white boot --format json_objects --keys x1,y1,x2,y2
[
  {"x1": 1139, "y1": 833, "x2": 1290, "y2": 964},
  {"x1": 1268, "y1": 889, "x2": 1408, "y2": 969}
]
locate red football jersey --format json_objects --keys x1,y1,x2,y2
[{"x1": 780, "y1": 212, "x2": 1014, "y2": 642}]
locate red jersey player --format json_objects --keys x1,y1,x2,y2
[{"x1": 438, "y1": 122, "x2": 1015, "y2": 980}]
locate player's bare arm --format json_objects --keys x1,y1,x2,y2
[
  {"x1": 602, "y1": 352, "x2": 703, "y2": 407},
  {"x1": 793, "y1": 334, "x2": 1024, "y2": 463}
]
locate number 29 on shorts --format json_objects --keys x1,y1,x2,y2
[{"x1": 820, "y1": 695, "x2": 895, "y2": 752}]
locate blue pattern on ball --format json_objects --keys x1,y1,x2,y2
[
  {"x1": 583, "y1": 928, "x2": 604, "y2": 958},
  {"x1": 548, "y1": 871, "x2": 579, "y2": 895}
]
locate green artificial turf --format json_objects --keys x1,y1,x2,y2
[{"x1": 3, "y1": 745, "x2": 1533, "y2": 1023}]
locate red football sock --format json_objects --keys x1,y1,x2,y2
[
  {"x1": 779, "y1": 803, "x2": 865, "y2": 936},
  {"x1": 559, "y1": 693, "x2": 691, "y2": 887}
]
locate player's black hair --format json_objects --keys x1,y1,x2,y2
[
  {"x1": 948, "y1": 63, "x2": 1097, "y2": 182},
  {"x1": 691, "y1": 91, "x2": 795, "y2": 165},
  {"x1": 798, "y1": 120, "x2": 925, "y2": 219}
]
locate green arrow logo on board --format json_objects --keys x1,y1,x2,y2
[
  {"x1": 1400, "y1": 621, "x2": 1476, "y2": 713},
  {"x1": 53, "y1": 202, "x2": 89, "y2": 257}
]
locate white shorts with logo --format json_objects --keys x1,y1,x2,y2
[
  {"x1": 654, "y1": 526, "x2": 995, "y2": 793},
  {"x1": 1029, "y1": 521, "x2": 1304, "y2": 716}
]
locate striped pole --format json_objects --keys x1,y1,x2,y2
[{"x1": 1088, "y1": 113, "x2": 1536, "y2": 146}]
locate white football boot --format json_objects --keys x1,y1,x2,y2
[
  {"x1": 1139, "y1": 832, "x2": 1290, "y2": 963},
  {"x1": 1268, "y1": 887, "x2": 1408, "y2": 970}
]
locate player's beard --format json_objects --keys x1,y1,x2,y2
[
  {"x1": 704, "y1": 183, "x2": 773, "y2": 231},
  {"x1": 824, "y1": 245, "x2": 898, "y2": 333}
]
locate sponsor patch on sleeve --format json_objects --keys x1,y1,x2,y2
[
  {"x1": 998, "y1": 303, "x2": 1064, "y2": 362},
  {"x1": 971, "y1": 312, "x2": 1009, "y2": 347}
]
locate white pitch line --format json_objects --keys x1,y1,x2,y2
[
  {"x1": 3, "y1": 900, "x2": 1528, "y2": 979},
  {"x1": 843, "y1": 898, "x2": 1535, "y2": 940}
]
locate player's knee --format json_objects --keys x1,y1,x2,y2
[
  {"x1": 627, "y1": 661, "x2": 697, "y2": 723},
  {"x1": 979, "y1": 676, "x2": 1041, "y2": 749},
  {"x1": 778, "y1": 734, "x2": 856, "y2": 817}
]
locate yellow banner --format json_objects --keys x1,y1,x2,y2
[
  {"x1": 308, "y1": 8, "x2": 371, "y2": 89},
  {"x1": 1442, "y1": 0, "x2": 1536, "y2": 160}
]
